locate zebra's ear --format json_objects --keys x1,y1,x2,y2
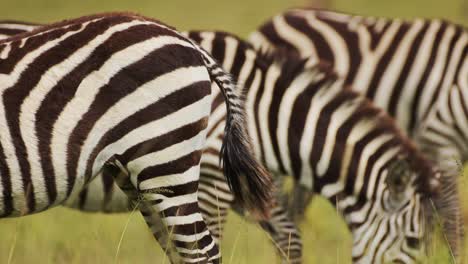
[{"x1": 386, "y1": 158, "x2": 412, "y2": 194}]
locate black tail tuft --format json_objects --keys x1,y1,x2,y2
[
  {"x1": 220, "y1": 115, "x2": 274, "y2": 219},
  {"x1": 194, "y1": 43, "x2": 274, "y2": 219}
]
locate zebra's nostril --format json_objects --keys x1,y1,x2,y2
[{"x1": 406, "y1": 236, "x2": 421, "y2": 249}]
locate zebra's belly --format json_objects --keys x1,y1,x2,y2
[
  {"x1": 63, "y1": 172, "x2": 130, "y2": 213},
  {"x1": 0, "y1": 156, "x2": 100, "y2": 217}
]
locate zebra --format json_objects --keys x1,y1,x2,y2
[
  {"x1": 248, "y1": 5, "x2": 467, "y2": 251},
  {"x1": 0, "y1": 21, "x2": 462, "y2": 263},
  {"x1": 0, "y1": 13, "x2": 274, "y2": 263},
  {"x1": 185, "y1": 30, "x2": 461, "y2": 263}
]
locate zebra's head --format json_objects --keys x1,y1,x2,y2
[{"x1": 343, "y1": 153, "x2": 459, "y2": 264}]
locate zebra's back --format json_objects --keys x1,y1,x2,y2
[{"x1": 249, "y1": 9, "x2": 468, "y2": 138}]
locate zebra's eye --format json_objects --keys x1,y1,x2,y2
[
  {"x1": 386, "y1": 159, "x2": 411, "y2": 194},
  {"x1": 406, "y1": 236, "x2": 421, "y2": 249}
]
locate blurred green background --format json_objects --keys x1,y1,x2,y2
[{"x1": 0, "y1": 0, "x2": 466, "y2": 263}]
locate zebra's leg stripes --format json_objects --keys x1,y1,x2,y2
[{"x1": 105, "y1": 154, "x2": 221, "y2": 264}]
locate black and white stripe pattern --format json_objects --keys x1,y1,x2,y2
[
  {"x1": 0, "y1": 13, "x2": 273, "y2": 263},
  {"x1": 186, "y1": 31, "x2": 453, "y2": 264},
  {"x1": 249, "y1": 9, "x2": 467, "y2": 258},
  {"x1": 0, "y1": 20, "x2": 36, "y2": 39},
  {"x1": 1, "y1": 17, "x2": 462, "y2": 263},
  {"x1": 249, "y1": 8, "x2": 467, "y2": 173}
]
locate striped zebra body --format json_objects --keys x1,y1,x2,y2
[
  {"x1": 1, "y1": 20, "x2": 461, "y2": 263},
  {"x1": 0, "y1": 14, "x2": 273, "y2": 263},
  {"x1": 250, "y1": 10, "x2": 467, "y2": 259},
  {"x1": 249, "y1": 8, "x2": 468, "y2": 175},
  {"x1": 186, "y1": 31, "x2": 454, "y2": 264},
  {"x1": 0, "y1": 22, "x2": 129, "y2": 213}
]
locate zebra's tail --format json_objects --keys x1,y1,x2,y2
[{"x1": 196, "y1": 45, "x2": 273, "y2": 219}]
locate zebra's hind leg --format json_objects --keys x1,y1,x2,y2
[
  {"x1": 102, "y1": 159, "x2": 178, "y2": 261},
  {"x1": 231, "y1": 197, "x2": 303, "y2": 264},
  {"x1": 105, "y1": 156, "x2": 221, "y2": 264},
  {"x1": 258, "y1": 202, "x2": 303, "y2": 264},
  {"x1": 288, "y1": 183, "x2": 313, "y2": 223}
]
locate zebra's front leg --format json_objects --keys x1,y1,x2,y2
[
  {"x1": 106, "y1": 157, "x2": 221, "y2": 264},
  {"x1": 259, "y1": 202, "x2": 303, "y2": 264}
]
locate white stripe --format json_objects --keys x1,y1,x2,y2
[
  {"x1": 304, "y1": 14, "x2": 350, "y2": 76},
  {"x1": 237, "y1": 49, "x2": 256, "y2": 87},
  {"x1": 126, "y1": 125, "x2": 207, "y2": 180},
  {"x1": 205, "y1": 83, "x2": 224, "y2": 133},
  {"x1": 258, "y1": 64, "x2": 281, "y2": 170},
  {"x1": 352, "y1": 20, "x2": 402, "y2": 96},
  {"x1": 172, "y1": 230, "x2": 211, "y2": 243},
  {"x1": 146, "y1": 193, "x2": 198, "y2": 212},
  {"x1": 322, "y1": 117, "x2": 379, "y2": 198},
  {"x1": 298, "y1": 81, "x2": 342, "y2": 188},
  {"x1": 247, "y1": 31, "x2": 274, "y2": 53},
  {"x1": 0, "y1": 44, "x2": 11, "y2": 59},
  {"x1": 437, "y1": 33, "x2": 468, "y2": 122},
  {"x1": 353, "y1": 133, "x2": 393, "y2": 196},
  {"x1": 272, "y1": 15, "x2": 319, "y2": 61},
  {"x1": 367, "y1": 147, "x2": 400, "y2": 201},
  {"x1": 245, "y1": 69, "x2": 263, "y2": 159},
  {"x1": 199, "y1": 32, "x2": 215, "y2": 54},
  {"x1": 222, "y1": 36, "x2": 238, "y2": 72},
  {"x1": 277, "y1": 72, "x2": 318, "y2": 175},
  {"x1": 198, "y1": 184, "x2": 233, "y2": 201},
  {"x1": 417, "y1": 25, "x2": 456, "y2": 119},
  {"x1": 373, "y1": 20, "x2": 425, "y2": 119},
  {"x1": 177, "y1": 239, "x2": 216, "y2": 255},
  {"x1": 450, "y1": 86, "x2": 468, "y2": 145},
  {"x1": 304, "y1": 9, "x2": 353, "y2": 23},
  {"x1": 139, "y1": 166, "x2": 201, "y2": 191},
  {"x1": 200, "y1": 151, "x2": 222, "y2": 168},
  {"x1": 163, "y1": 212, "x2": 204, "y2": 226},
  {"x1": 316, "y1": 96, "x2": 361, "y2": 177},
  {"x1": 395, "y1": 20, "x2": 441, "y2": 131},
  {"x1": 0, "y1": 23, "x2": 37, "y2": 31}
]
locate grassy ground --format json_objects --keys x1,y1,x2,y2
[{"x1": 0, "y1": 0, "x2": 466, "y2": 263}]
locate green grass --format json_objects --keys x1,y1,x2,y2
[{"x1": 0, "y1": 0, "x2": 466, "y2": 263}]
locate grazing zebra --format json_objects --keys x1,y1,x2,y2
[
  {"x1": 1, "y1": 21, "x2": 462, "y2": 263},
  {"x1": 249, "y1": 6, "x2": 467, "y2": 251},
  {"x1": 0, "y1": 13, "x2": 273, "y2": 263},
  {"x1": 184, "y1": 30, "x2": 461, "y2": 263}
]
